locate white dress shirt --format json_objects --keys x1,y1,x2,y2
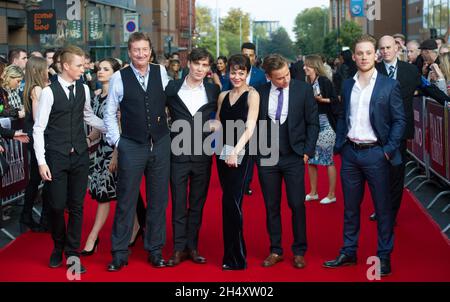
[
  {"x1": 268, "y1": 83, "x2": 289, "y2": 125},
  {"x1": 347, "y1": 69, "x2": 378, "y2": 143},
  {"x1": 177, "y1": 78, "x2": 208, "y2": 116},
  {"x1": 33, "y1": 76, "x2": 106, "y2": 166},
  {"x1": 104, "y1": 63, "x2": 169, "y2": 147}
]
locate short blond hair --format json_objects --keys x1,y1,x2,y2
[
  {"x1": 0, "y1": 64, "x2": 24, "y2": 89},
  {"x1": 60, "y1": 45, "x2": 85, "y2": 67},
  {"x1": 353, "y1": 34, "x2": 377, "y2": 52}
]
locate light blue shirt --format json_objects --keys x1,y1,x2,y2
[
  {"x1": 383, "y1": 59, "x2": 398, "y2": 80},
  {"x1": 104, "y1": 63, "x2": 169, "y2": 147}
]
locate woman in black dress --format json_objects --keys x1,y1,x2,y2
[{"x1": 214, "y1": 54, "x2": 260, "y2": 270}]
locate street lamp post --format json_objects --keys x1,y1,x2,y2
[
  {"x1": 239, "y1": 15, "x2": 242, "y2": 47},
  {"x1": 216, "y1": 0, "x2": 219, "y2": 58},
  {"x1": 189, "y1": 0, "x2": 192, "y2": 51}
]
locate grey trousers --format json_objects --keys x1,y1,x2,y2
[{"x1": 111, "y1": 135, "x2": 170, "y2": 262}]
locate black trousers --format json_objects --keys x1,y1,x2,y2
[
  {"x1": 111, "y1": 135, "x2": 170, "y2": 262},
  {"x1": 257, "y1": 153, "x2": 307, "y2": 256},
  {"x1": 216, "y1": 155, "x2": 251, "y2": 268},
  {"x1": 22, "y1": 145, "x2": 49, "y2": 226},
  {"x1": 390, "y1": 140, "x2": 407, "y2": 222},
  {"x1": 46, "y1": 149, "x2": 89, "y2": 257},
  {"x1": 170, "y1": 160, "x2": 212, "y2": 251}
]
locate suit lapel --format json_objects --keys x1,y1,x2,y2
[
  {"x1": 369, "y1": 74, "x2": 383, "y2": 119},
  {"x1": 345, "y1": 78, "x2": 355, "y2": 127},
  {"x1": 260, "y1": 83, "x2": 271, "y2": 120},
  {"x1": 174, "y1": 80, "x2": 192, "y2": 115}
]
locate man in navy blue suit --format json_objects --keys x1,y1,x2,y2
[
  {"x1": 240, "y1": 42, "x2": 267, "y2": 195},
  {"x1": 323, "y1": 35, "x2": 405, "y2": 277}
]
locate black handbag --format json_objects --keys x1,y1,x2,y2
[{"x1": 0, "y1": 140, "x2": 9, "y2": 176}]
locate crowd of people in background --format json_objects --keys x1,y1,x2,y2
[{"x1": 0, "y1": 30, "x2": 449, "y2": 276}]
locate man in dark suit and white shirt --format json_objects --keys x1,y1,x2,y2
[
  {"x1": 256, "y1": 54, "x2": 319, "y2": 269},
  {"x1": 165, "y1": 48, "x2": 220, "y2": 267},
  {"x1": 370, "y1": 35, "x2": 420, "y2": 222},
  {"x1": 323, "y1": 35, "x2": 406, "y2": 277}
]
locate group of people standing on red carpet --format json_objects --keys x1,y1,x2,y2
[{"x1": 1, "y1": 29, "x2": 449, "y2": 278}]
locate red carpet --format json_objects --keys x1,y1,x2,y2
[{"x1": 0, "y1": 157, "x2": 449, "y2": 282}]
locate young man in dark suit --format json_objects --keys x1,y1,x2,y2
[
  {"x1": 256, "y1": 54, "x2": 319, "y2": 269},
  {"x1": 323, "y1": 35, "x2": 406, "y2": 277},
  {"x1": 33, "y1": 45, "x2": 106, "y2": 273},
  {"x1": 370, "y1": 35, "x2": 421, "y2": 222},
  {"x1": 165, "y1": 48, "x2": 220, "y2": 267}
]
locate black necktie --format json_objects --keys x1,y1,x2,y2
[{"x1": 68, "y1": 85, "x2": 75, "y2": 102}]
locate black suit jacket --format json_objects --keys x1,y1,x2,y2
[
  {"x1": 256, "y1": 80, "x2": 319, "y2": 162},
  {"x1": 317, "y1": 76, "x2": 342, "y2": 131},
  {"x1": 165, "y1": 79, "x2": 220, "y2": 162},
  {"x1": 376, "y1": 61, "x2": 420, "y2": 139}
]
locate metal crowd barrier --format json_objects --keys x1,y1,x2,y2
[
  {"x1": 406, "y1": 97, "x2": 450, "y2": 233},
  {"x1": 0, "y1": 118, "x2": 29, "y2": 239}
]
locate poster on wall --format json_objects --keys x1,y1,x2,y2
[
  {"x1": 67, "y1": 20, "x2": 83, "y2": 42},
  {"x1": 87, "y1": 6, "x2": 103, "y2": 41},
  {"x1": 40, "y1": 20, "x2": 68, "y2": 48}
]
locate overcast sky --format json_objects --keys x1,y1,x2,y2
[{"x1": 196, "y1": 0, "x2": 329, "y2": 40}]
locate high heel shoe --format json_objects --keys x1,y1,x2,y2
[
  {"x1": 128, "y1": 228, "x2": 144, "y2": 247},
  {"x1": 81, "y1": 238, "x2": 99, "y2": 256}
]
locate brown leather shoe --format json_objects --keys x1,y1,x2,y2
[
  {"x1": 188, "y1": 249, "x2": 207, "y2": 264},
  {"x1": 167, "y1": 251, "x2": 188, "y2": 267},
  {"x1": 262, "y1": 253, "x2": 283, "y2": 267},
  {"x1": 293, "y1": 255, "x2": 306, "y2": 269}
]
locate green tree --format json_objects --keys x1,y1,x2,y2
[
  {"x1": 293, "y1": 7, "x2": 329, "y2": 55},
  {"x1": 259, "y1": 27, "x2": 296, "y2": 61},
  {"x1": 322, "y1": 20, "x2": 363, "y2": 58},
  {"x1": 220, "y1": 8, "x2": 251, "y2": 44}
]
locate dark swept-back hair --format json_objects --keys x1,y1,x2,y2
[
  {"x1": 227, "y1": 54, "x2": 251, "y2": 73},
  {"x1": 188, "y1": 48, "x2": 213, "y2": 65},
  {"x1": 241, "y1": 42, "x2": 256, "y2": 51}
]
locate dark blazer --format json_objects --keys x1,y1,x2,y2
[
  {"x1": 0, "y1": 125, "x2": 15, "y2": 139},
  {"x1": 376, "y1": 61, "x2": 420, "y2": 139},
  {"x1": 256, "y1": 80, "x2": 319, "y2": 160},
  {"x1": 334, "y1": 73, "x2": 406, "y2": 165},
  {"x1": 248, "y1": 66, "x2": 267, "y2": 88},
  {"x1": 165, "y1": 79, "x2": 220, "y2": 162},
  {"x1": 317, "y1": 76, "x2": 341, "y2": 131}
]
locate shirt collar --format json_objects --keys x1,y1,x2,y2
[
  {"x1": 182, "y1": 76, "x2": 205, "y2": 90},
  {"x1": 58, "y1": 75, "x2": 76, "y2": 87},
  {"x1": 383, "y1": 59, "x2": 398, "y2": 69},
  {"x1": 353, "y1": 69, "x2": 378, "y2": 85},
  {"x1": 130, "y1": 62, "x2": 150, "y2": 77},
  {"x1": 270, "y1": 82, "x2": 289, "y2": 92}
]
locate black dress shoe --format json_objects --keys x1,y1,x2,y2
[
  {"x1": 66, "y1": 258, "x2": 87, "y2": 274},
  {"x1": 222, "y1": 264, "x2": 246, "y2": 270},
  {"x1": 380, "y1": 258, "x2": 391, "y2": 277},
  {"x1": 369, "y1": 213, "x2": 377, "y2": 221},
  {"x1": 245, "y1": 187, "x2": 253, "y2": 196},
  {"x1": 107, "y1": 260, "x2": 128, "y2": 272},
  {"x1": 148, "y1": 255, "x2": 166, "y2": 268},
  {"x1": 49, "y1": 250, "x2": 63, "y2": 268},
  {"x1": 323, "y1": 254, "x2": 357, "y2": 268}
]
